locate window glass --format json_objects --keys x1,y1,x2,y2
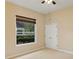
[{"x1": 16, "y1": 16, "x2": 36, "y2": 45}]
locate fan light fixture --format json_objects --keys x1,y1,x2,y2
[
  {"x1": 45, "y1": 0, "x2": 52, "y2": 4},
  {"x1": 41, "y1": 0, "x2": 56, "y2": 5}
]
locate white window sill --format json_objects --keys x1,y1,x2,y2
[{"x1": 16, "y1": 42, "x2": 37, "y2": 47}]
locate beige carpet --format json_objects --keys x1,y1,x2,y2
[{"x1": 11, "y1": 49, "x2": 73, "y2": 59}]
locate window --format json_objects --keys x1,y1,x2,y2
[{"x1": 16, "y1": 15, "x2": 36, "y2": 45}]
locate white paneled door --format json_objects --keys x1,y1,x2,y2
[{"x1": 45, "y1": 23, "x2": 58, "y2": 49}]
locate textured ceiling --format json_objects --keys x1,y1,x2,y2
[{"x1": 6, "y1": 0, "x2": 73, "y2": 14}]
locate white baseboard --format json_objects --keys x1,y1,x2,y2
[
  {"x1": 7, "y1": 47, "x2": 45, "y2": 59},
  {"x1": 54, "y1": 48, "x2": 73, "y2": 55}
]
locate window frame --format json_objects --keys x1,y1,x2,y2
[{"x1": 15, "y1": 15, "x2": 37, "y2": 46}]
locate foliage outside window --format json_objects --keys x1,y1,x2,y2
[{"x1": 16, "y1": 15, "x2": 36, "y2": 45}]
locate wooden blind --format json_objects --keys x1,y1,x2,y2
[{"x1": 16, "y1": 15, "x2": 36, "y2": 24}]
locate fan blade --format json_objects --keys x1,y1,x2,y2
[
  {"x1": 41, "y1": 1, "x2": 45, "y2": 4},
  {"x1": 52, "y1": 1, "x2": 56, "y2": 5}
]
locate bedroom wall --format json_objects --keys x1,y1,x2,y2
[
  {"x1": 5, "y1": 2, "x2": 73, "y2": 58},
  {"x1": 45, "y1": 7, "x2": 73, "y2": 52},
  {"x1": 5, "y1": 2, "x2": 45, "y2": 58}
]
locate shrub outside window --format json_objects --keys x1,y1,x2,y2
[{"x1": 16, "y1": 15, "x2": 36, "y2": 45}]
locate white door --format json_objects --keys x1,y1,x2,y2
[{"x1": 45, "y1": 23, "x2": 58, "y2": 49}]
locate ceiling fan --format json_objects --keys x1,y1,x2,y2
[{"x1": 41, "y1": 0, "x2": 56, "y2": 5}]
